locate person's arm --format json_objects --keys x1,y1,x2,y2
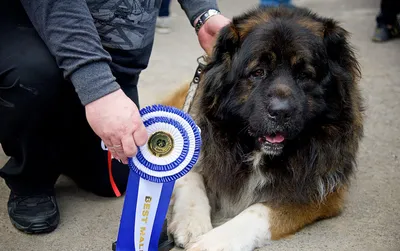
[
  {"x1": 19, "y1": 0, "x2": 148, "y2": 164},
  {"x1": 19, "y1": 0, "x2": 120, "y2": 106},
  {"x1": 177, "y1": 0, "x2": 220, "y2": 27},
  {"x1": 178, "y1": 0, "x2": 231, "y2": 55}
]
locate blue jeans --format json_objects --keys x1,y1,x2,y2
[
  {"x1": 260, "y1": 0, "x2": 292, "y2": 6},
  {"x1": 376, "y1": 0, "x2": 400, "y2": 26},
  {"x1": 159, "y1": 0, "x2": 171, "y2": 17}
]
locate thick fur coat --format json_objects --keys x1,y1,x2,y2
[{"x1": 162, "y1": 6, "x2": 364, "y2": 251}]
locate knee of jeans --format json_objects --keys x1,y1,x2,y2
[{"x1": 1, "y1": 52, "x2": 64, "y2": 105}]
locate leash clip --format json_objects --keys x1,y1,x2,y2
[{"x1": 182, "y1": 55, "x2": 208, "y2": 113}]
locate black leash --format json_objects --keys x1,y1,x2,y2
[{"x1": 182, "y1": 55, "x2": 208, "y2": 113}]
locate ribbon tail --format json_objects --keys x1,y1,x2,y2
[
  {"x1": 116, "y1": 171, "x2": 175, "y2": 251},
  {"x1": 148, "y1": 181, "x2": 175, "y2": 251},
  {"x1": 116, "y1": 170, "x2": 140, "y2": 251}
]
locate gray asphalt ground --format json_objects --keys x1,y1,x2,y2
[{"x1": 1, "y1": 0, "x2": 399, "y2": 250}]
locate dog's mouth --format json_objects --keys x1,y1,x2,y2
[
  {"x1": 249, "y1": 130, "x2": 285, "y2": 156},
  {"x1": 260, "y1": 133, "x2": 285, "y2": 144}
]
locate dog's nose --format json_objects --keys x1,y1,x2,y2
[{"x1": 267, "y1": 98, "x2": 292, "y2": 122}]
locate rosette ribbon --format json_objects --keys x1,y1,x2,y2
[{"x1": 115, "y1": 104, "x2": 201, "y2": 251}]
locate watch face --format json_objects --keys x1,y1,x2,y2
[
  {"x1": 204, "y1": 9, "x2": 219, "y2": 19},
  {"x1": 208, "y1": 9, "x2": 219, "y2": 15},
  {"x1": 203, "y1": 10, "x2": 220, "y2": 23}
]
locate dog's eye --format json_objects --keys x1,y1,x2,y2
[
  {"x1": 250, "y1": 69, "x2": 265, "y2": 79},
  {"x1": 299, "y1": 72, "x2": 311, "y2": 80}
]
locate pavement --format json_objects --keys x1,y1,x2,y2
[{"x1": 1, "y1": 0, "x2": 399, "y2": 250}]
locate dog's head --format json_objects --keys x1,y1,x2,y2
[{"x1": 199, "y1": 7, "x2": 360, "y2": 156}]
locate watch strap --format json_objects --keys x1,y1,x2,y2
[{"x1": 195, "y1": 9, "x2": 221, "y2": 34}]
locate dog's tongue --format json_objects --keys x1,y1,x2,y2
[{"x1": 265, "y1": 133, "x2": 285, "y2": 143}]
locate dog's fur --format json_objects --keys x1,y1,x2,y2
[{"x1": 162, "y1": 6, "x2": 364, "y2": 251}]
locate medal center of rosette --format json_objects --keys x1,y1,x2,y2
[{"x1": 148, "y1": 131, "x2": 174, "y2": 157}]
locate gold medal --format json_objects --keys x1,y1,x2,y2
[{"x1": 148, "y1": 131, "x2": 174, "y2": 157}]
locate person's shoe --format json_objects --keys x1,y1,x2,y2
[
  {"x1": 156, "y1": 16, "x2": 171, "y2": 34},
  {"x1": 7, "y1": 190, "x2": 60, "y2": 234},
  {"x1": 372, "y1": 21, "x2": 400, "y2": 42}
]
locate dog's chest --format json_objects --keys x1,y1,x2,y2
[
  {"x1": 198, "y1": 151, "x2": 273, "y2": 226},
  {"x1": 206, "y1": 170, "x2": 271, "y2": 227}
]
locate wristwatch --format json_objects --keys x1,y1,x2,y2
[{"x1": 195, "y1": 9, "x2": 221, "y2": 34}]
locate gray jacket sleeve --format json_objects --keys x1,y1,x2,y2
[
  {"x1": 19, "y1": 0, "x2": 120, "y2": 106},
  {"x1": 178, "y1": 0, "x2": 220, "y2": 26},
  {"x1": 19, "y1": 0, "x2": 219, "y2": 105}
]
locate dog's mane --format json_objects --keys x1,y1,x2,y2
[{"x1": 189, "y1": 7, "x2": 364, "y2": 208}]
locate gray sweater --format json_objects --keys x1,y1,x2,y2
[{"x1": 19, "y1": 0, "x2": 219, "y2": 105}]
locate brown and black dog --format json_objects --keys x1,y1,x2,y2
[{"x1": 162, "y1": 6, "x2": 364, "y2": 251}]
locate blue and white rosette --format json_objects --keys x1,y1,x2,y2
[{"x1": 115, "y1": 104, "x2": 201, "y2": 251}]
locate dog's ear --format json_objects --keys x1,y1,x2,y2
[
  {"x1": 321, "y1": 18, "x2": 363, "y2": 124},
  {"x1": 322, "y1": 19, "x2": 360, "y2": 81},
  {"x1": 210, "y1": 22, "x2": 240, "y2": 61},
  {"x1": 199, "y1": 23, "x2": 240, "y2": 116}
]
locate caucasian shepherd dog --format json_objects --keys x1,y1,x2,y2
[{"x1": 162, "y1": 6, "x2": 364, "y2": 251}]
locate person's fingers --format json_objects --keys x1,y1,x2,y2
[
  {"x1": 121, "y1": 134, "x2": 138, "y2": 158},
  {"x1": 103, "y1": 138, "x2": 117, "y2": 157},
  {"x1": 109, "y1": 147, "x2": 118, "y2": 161},
  {"x1": 206, "y1": 44, "x2": 212, "y2": 56},
  {"x1": 133, "y1": 122, "x2": 148, "y2": 147},
  {"x1": 110, "y1": 137, "x2": 127, "y2": 163},
  {"x1": 102, "y1": 138, "x2": 113, "y2": 151},
  {"x1": 106, "y1": 142, "x2": 119, "y2": 162}
]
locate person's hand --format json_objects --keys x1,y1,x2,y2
[
  {"x1": 197, "y1": 14, "x2": 231, "y2": 56},
  {"x1": 84, "y1": 89, "x2": 148, "y2": 164}
]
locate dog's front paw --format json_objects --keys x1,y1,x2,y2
[
  {"x1": 168, "y1": 211, "x2": 213, "y2": 248},
  {"x1": 187, "y1": 225, "x2": 253, "y2": 251}
]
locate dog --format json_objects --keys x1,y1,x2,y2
[{"x1": 161, "y1": 6, "x2": 364, "y2": 251}]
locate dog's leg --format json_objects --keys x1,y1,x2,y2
[
  {"x1": 167, "y1": 171, "x2": 213, "y2": 248},
  {"x1": 187, "y1": 188, "x2": 345, "y2": 251},
  {"x1": 187, "y1": 203, "x2": 271, "y2": 251}
]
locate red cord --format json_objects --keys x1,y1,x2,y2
[{"x1": 108, "y1": 150, "x2": 122, "y2": 197}]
